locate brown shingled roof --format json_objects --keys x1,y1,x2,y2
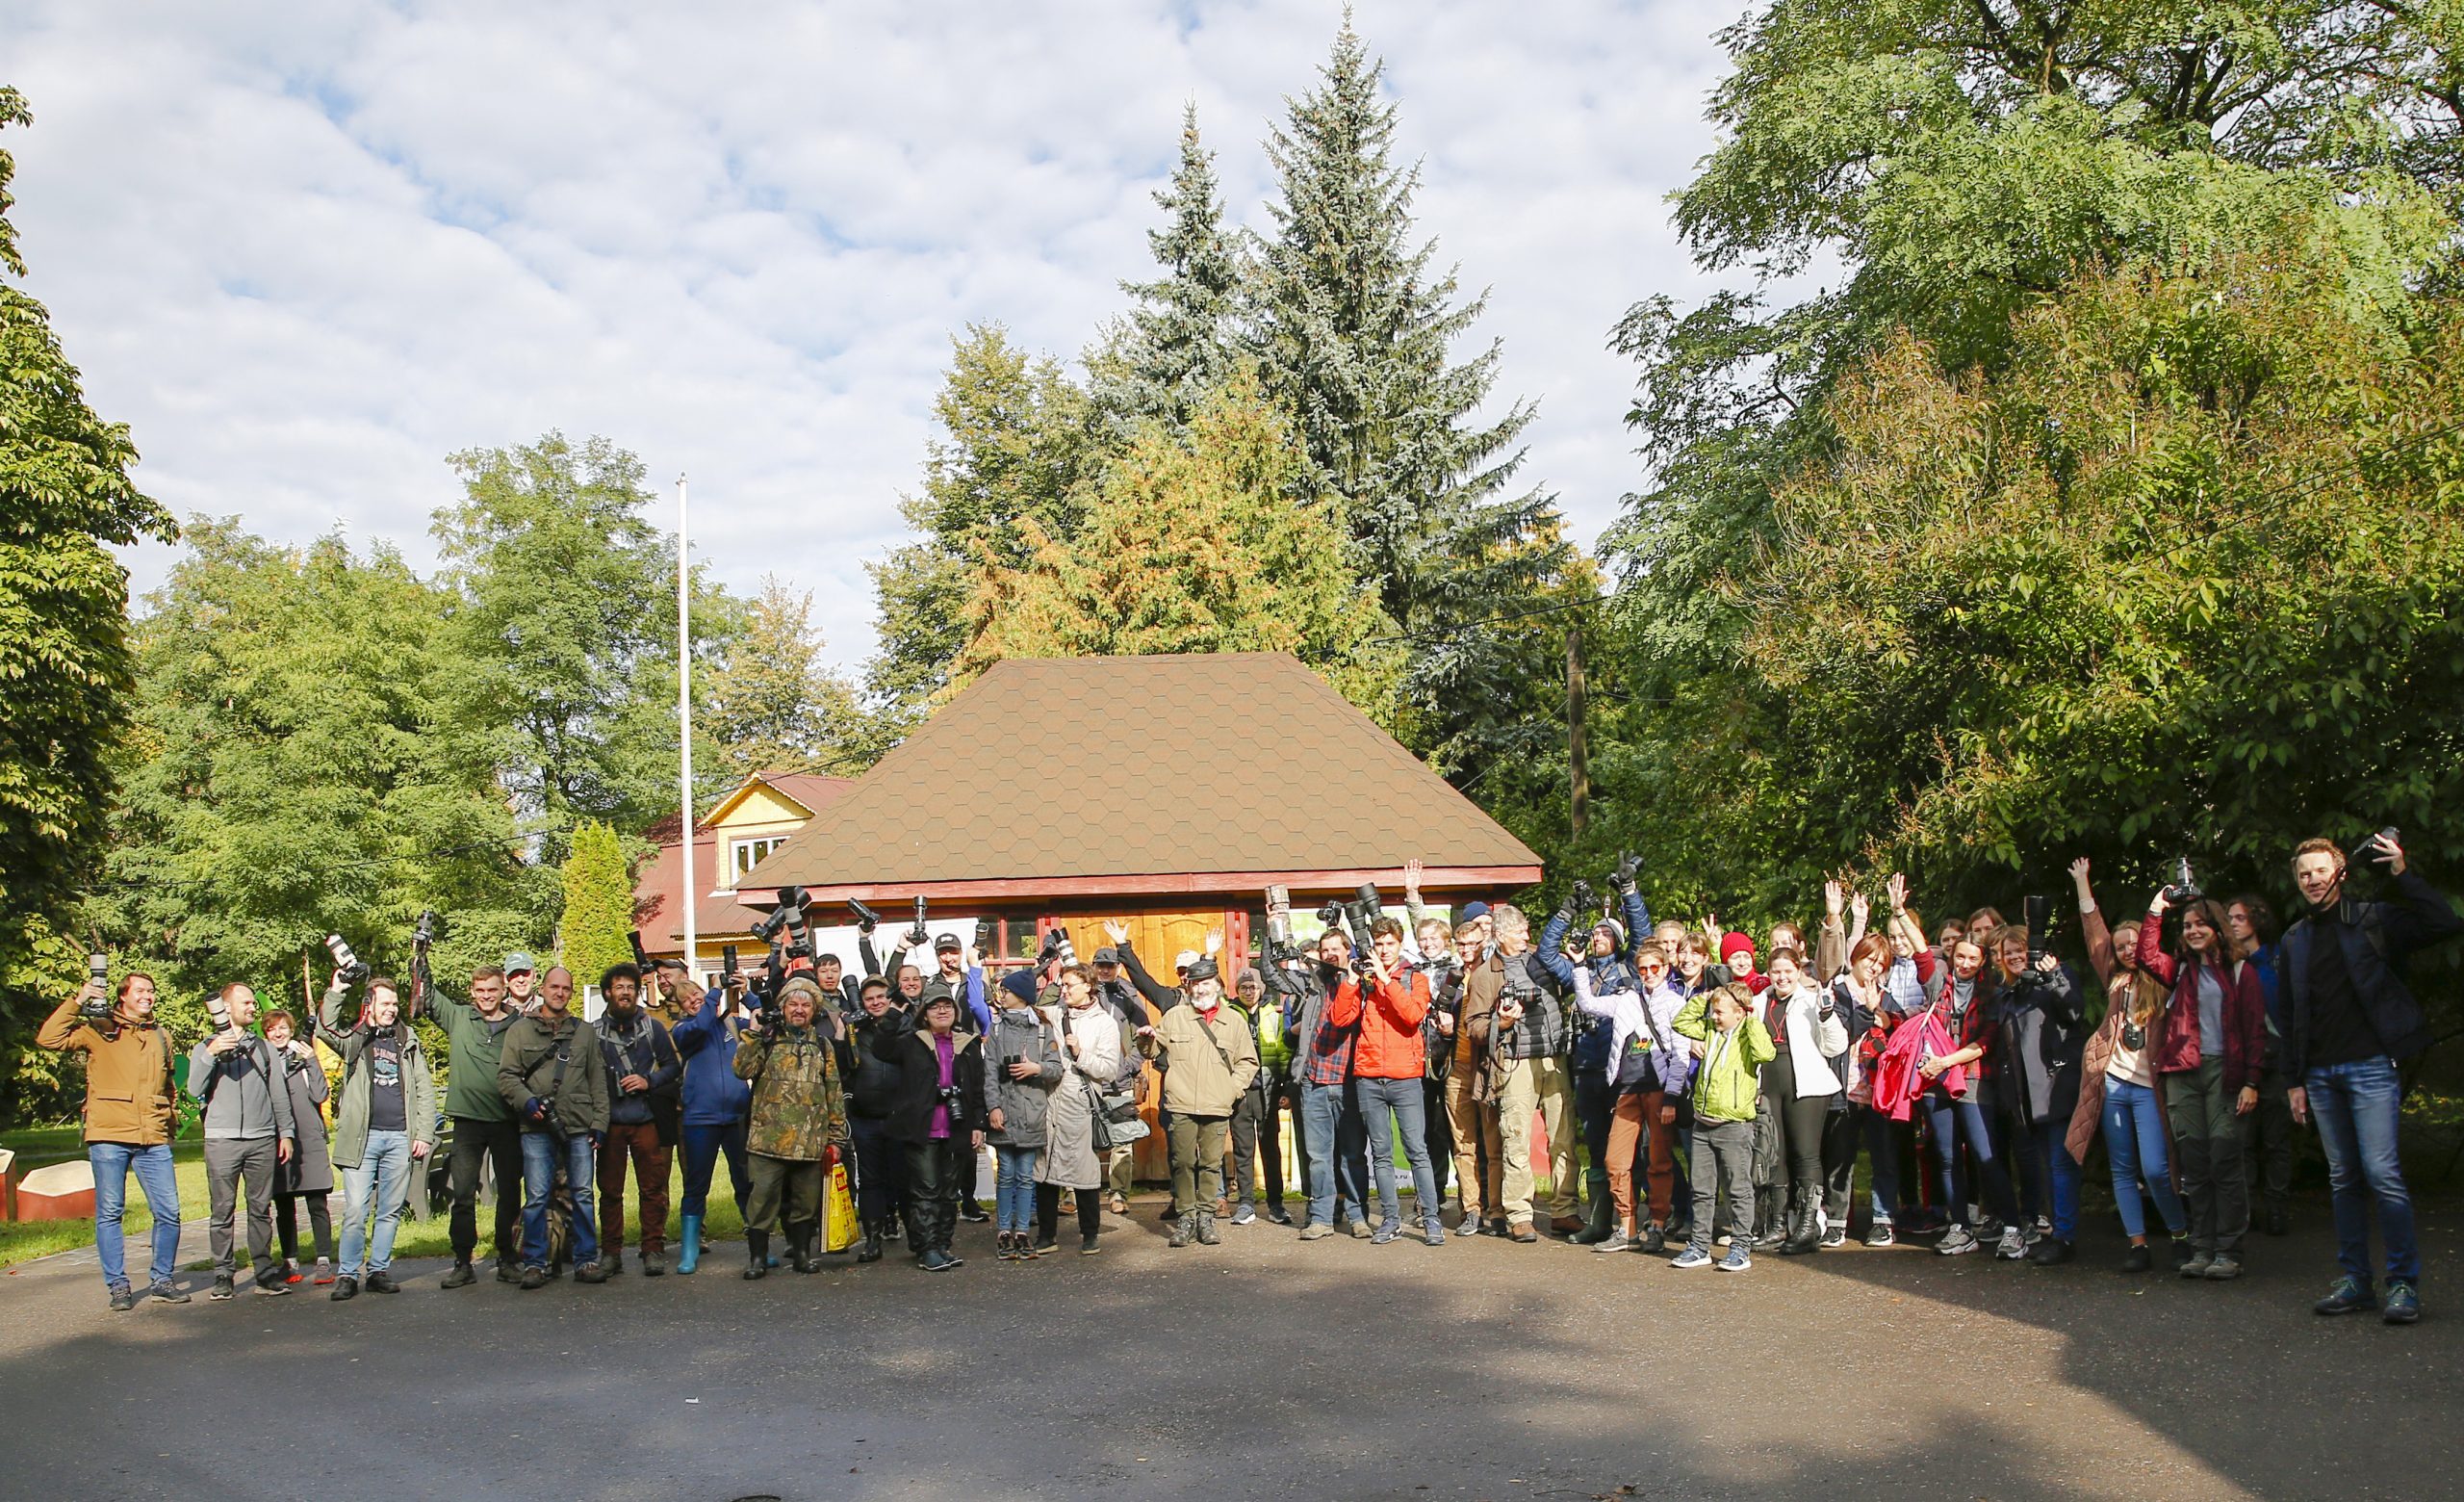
[{"x1": 739, "y1": 652, "x2": 1541, "y2": 909}]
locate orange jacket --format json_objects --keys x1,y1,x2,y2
[{"x1": 1328, "y1": 968, "x2": 1432, "y2": 1080}]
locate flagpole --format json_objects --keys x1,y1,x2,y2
[{"x1": 678, "y1": 473, "x2": 697, "y2": 983}]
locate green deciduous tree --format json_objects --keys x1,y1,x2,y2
[
  {"x1": 557, "y1": 820, "x2": 634, "y2": 992},
  {"x1": 955, "y1": 373, "x2": 1402, "y2": 710},
  {"x1": 0, "y1": 88, "x2": 177, "y2": 1122},
  {"x1": 703, "y1": 577, "x2": 879, "y2": 779},
  {"x1": 864, "y1": 326, "x2": 1099, "y2": 723}
]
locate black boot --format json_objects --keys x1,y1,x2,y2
[
  {"x1": 1781, "y1": 1196, "x2": 1820, "y2": 1256},
  {"x1": 1571, "y1": 1189, "x2": 1613, "y2": 1246},
  {"x1": 857, "y1": 1219, "x2": 885, "y2": 1264},
  {"x1": 938, "y1": 1199, "x2": 966, "y2": 1269},
  {"x1": 787, "y1": 1223, "x2": 820, "y2": 1274},
  {"x1": 905, "y1": 1202, "x2": 935, "y2": 1264},
  {"x1": 743, "y1": 1230, "x2": 770, "y2": 1281}
]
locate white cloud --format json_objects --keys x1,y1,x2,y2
[{"x1": 3, "y1": 0, "x2": 1754, "y2": 673}]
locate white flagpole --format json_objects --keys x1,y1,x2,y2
[{"x1": 678, "y1": 474, "x2": 697, "y2": 982}]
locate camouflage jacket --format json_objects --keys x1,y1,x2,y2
[{"x1": 732, "y1": 1023, "x2": 847, "y2": 1161}]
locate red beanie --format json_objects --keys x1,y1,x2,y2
[{"x1": 1720, "y1": 931, "x2": 1757, "y2": 963}]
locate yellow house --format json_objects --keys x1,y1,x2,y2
[{"x1": 632, "y1": 769, "x2": 855, "y2": 983}]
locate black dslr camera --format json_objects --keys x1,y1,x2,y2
[
  {"x1": 2160, "y1": 857, "x2": 2202, "y2": 908},
  {"x1": 847, "y1": 896, "x2": 882, "y2": 933},
  {"x1": 2348, "y1": 826, "x2": 2402, "y2": 869},
  {"x1": 908, "y1": 894, "x2": 932, "y2": 949}
]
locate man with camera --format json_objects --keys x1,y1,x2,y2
[
  {"x1": 1489, "y1": 904, "x2": 1578, "y2": 1243},
  {"x1": 2282, "y1": 831, "x2": 2462, "y2": 1324},
  {"x1": 38, "y1": 970, "x2": 188, "y2": 1310},
  {"x1": 595, "y1": 963, "x2": 681, "y2": 1276},
  {"x1": 424, "y1": 963, "x2": 526, "y2": 1287},
  {"x1": 189, "y1": 982, "x2": 297, "y2": 1299},
  {"x1": 496, "y1": 965, "x2": 611, "y2": 1288},
  {"x1": 1333, "y1": 917, "x2": 1446, "y2": 1246},
  {"x1": 732, "y1": 973, "x2": 851, "y2": 1277},
  {"x1": 317, "y1": 971, "x2": 437, "y2": 1300},
  {"x1": 1288, "y1": 926, "x2": 1373, "y2": 1240}
]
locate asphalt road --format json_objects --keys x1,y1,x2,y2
[{"x1": 3, "y1": 1196, "x2": 2457, "y2": 1502}]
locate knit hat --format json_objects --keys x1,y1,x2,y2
[
  {"x1": 1459, "y1": 900, "x2": 1492, "y2": 922},
  {"x1": 777, "y1": 975, "x2": 823, "y2": 1007},
  {"x1": 1720, "y1": 931, "x2": 1757, "y2": 963},
  {"x1": 999, "y1": 969, "x2": 1039, "y2": 1005}
]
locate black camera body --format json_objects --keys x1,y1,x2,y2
[
  {"x1": 908, "y1": 894, "x2": 932, "y2": 949},
  {"x1": 325, "y1": 933, "x2": 371, "y2": 986},
  {"x1": 2348, "y1": 826, "x2": 2402, "y2": 868},
  {"x1": 627, "y1": 927, "x2": 650, "y2": 969},
  {"x1": 847, "y1": 896, "x2": 881, "y2": 932},
  {"x1": 413, "y1": 910, "x2": 440, "y2": 947},
  {"x1": 2160, "y1": 857, "x2": 2203, "y2": 909}
]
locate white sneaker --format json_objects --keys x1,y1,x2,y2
[
  {"x1": 1995, "y1": 1228, "x2": 2027, "y2": 1260},
  {"x1": 1938, "y1": 1226, "x2": 1979, "y2": 1256}
]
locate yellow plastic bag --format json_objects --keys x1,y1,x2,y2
[{"x1": 822, "y1": 1148, "x2": 859, "y2": 1253}]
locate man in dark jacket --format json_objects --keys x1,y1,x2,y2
[
  {"x1": 2283, "y1": 833, "x2": 2463, "y2": 1324},
  {"x1": 496, "y1": 966, "x2": 611, "y2": 1288},
  {"x1": 844, "y1": 976, "x2": 913, "y2": 1261},
  {"x1": 595, "y1": 964, "x2": 680, "y2": 1276},
  {"x1": 425, "y1": 964, "x2": 526, "y2": 1287}
]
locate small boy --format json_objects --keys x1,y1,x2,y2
[{"x1": 1668, "y1": 981, "x2": 1775, "y2": 1272}]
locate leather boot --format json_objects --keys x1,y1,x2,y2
[
  {"x1": 787, "y1": 1223, "x2": 820, "y2": 1274},
  {"x1": 1168, "y1": 1213, "x2": 1193, "y2": 1248},
  {"x1": 1571, "y1": 1192, "x2": 1614, "y2": 1245},
  {"x1": 1757, "y1": 1187, "x2": 1787, "y2": 1249},
  {"x1": 743, "y1": 1230, "x2": 769, "y2": 1281},
  {"x1": 857, "y1": 1219, "x2": 885, "y2": 1264},
  {"x1": 1196, "y1": 1208, "x2": 1220, "y2": 1246},
  {"x1": 1781, "y1": 1198, "x2": 1820, "y2": 1256},
  {"x1": 677, "y1": 1214, "x2": 704, "y2": 1276}
]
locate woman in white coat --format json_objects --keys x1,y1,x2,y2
[
  {"x1": 1761, "y1": 949, "x2": 1849, "y2": 1256},
  {"x1": 1036, "y1": 964, "x2": 1123, "y2": 1256}
]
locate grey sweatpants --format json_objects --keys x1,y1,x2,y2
[
  {"x1": 204, "y1": 1135, "x2": 281, "y2": 1282},
  {"x1": 1687, "y1": 1118, "x2": 1757, "y2": 1252}
]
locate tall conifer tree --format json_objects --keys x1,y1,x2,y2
[{"x1": 1098, "y1": 104, "x2": 1245, "y2": 434}]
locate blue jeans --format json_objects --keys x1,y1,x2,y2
[
  {"x1": 520, "y1": 1129, "x2": 601, "y2": 1270},
  {"x1": 2033, "y1": 1119, "x2": 2082, "y2": 1242},
  {"x1": 680, "y1": 1119, "x2": 750, "y2": 1220},
  {"x1": 1357, "y1": 1075, "x2": 1441, "y2": 1230},
  {"x1": 994, "y1": 1145, "x2": 1039, "y2": 1232},
  {"x1": 1299, "y1": 1080, "x2": 1369, "y2": 1228},
  {"x1": 1857, "y1": 1105, "x2": 1901, "y2": 1224},
  {"x1": 2102, "y1": 1077, "x2": 2185, "y2": 1240},
  {"x1": 89, "y1": 1142, "x2": 182, "y2": 1291},
  {"x1": 339, "y1": 1129, "x2": 412, "y2": 1276},
  {"x1": 1920, "y1": 1087, "x2": 2017, "y2": 1229},
  {"x1": 2307, "y1": 1056, "x2": 2419, "y2": 1285}
]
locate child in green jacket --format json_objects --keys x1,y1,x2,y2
[{"x1": 1670, "y1": 982, "x2": 1775, "y2": 1272}]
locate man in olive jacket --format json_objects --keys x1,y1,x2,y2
[
  {"x1": 1130, "y1": 948, "x2": 1259, "y2": 1249},
  {"x1": 495, "y1": 966, "x2": 611, "y2": 1288},
  {"x1": 732, "y1": 975, "x2": 849, "y2": 1277},
  {"x1": 423, "y1": 963, "x2": 526, "y2": 1286},
  {"x1": 38, "y1": 971, "x2": 187, "y2": 1310}
]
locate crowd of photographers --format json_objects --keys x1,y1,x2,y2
[{"x1": 36, "y1": 830, "x2": 2454, "y2": 1325}]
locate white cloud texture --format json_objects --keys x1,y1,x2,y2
[{"x1": 3, "y1": 0, "x2": 1749, "y2": 672}]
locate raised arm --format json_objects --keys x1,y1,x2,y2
[
  {"x1": 1111, "y1": 935, "x2": 1179, "y2": 1013},
  {"x1": 2071, "y1": 858, "x2": 2117, "y2": 983}
]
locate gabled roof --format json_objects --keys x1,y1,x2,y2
[
  {"x1": 633, "y1": 771, "x2": 856, "y2": 947},
  {"x1": 739, "y1": 652, "x2": 1541, "y2": 907}
]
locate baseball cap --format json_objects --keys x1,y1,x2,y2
[
  {"x1": 503, "y1": 951, "x2": 536, "y2": 974},
  {"x1": 934, "y1": 933, "x2": 962, "y2": 953}
]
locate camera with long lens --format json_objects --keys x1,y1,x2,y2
[
  {"x1": 750, "y1": 885, "x2": 808, "y2": 945},
  {"x1": 2160, "y1": 858, "x2": 2202, "y2": 909},
  {"x1": 206, "y1": 987, "x2": 233, "y2": 1032},
  {"x1": 847, "y1": 896, "x2": 881, "y2": 932},
  {"x1": 325, "y1": 933, "x2": 370, "y2": 985},
  {"x1": 81, "y1": 953, "x2": 114, "y2": 1023},
  {"x1": 1265, "y1": 884, "x2": 1294, "y2": 949},
  {"x1": 627, "y1": 926, "x2": 650, "y2": 969},
  {"x1": 2023, "y1": 894, "x2": 2053, "y2": 970},
  {"x1": 413, "y1": 909, "x2": 439, "y2": 948},
  {"x1": 908, "y1": 894, "x2": 932, "y2": 948},
  {"x1": 2348, "y1": 826, "x2": 2402, "y2": 869}
]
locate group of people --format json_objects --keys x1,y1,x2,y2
[{"x1": 37, "y1": 832, "x2": 2453, "y2": 1326}]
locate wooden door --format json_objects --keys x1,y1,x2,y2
[{"x1": 1045, "y1": 908, "x2": 1235, "y2": 1184}]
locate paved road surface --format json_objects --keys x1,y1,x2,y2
[{"x1": 3, "y1": 1198, "x2": 2456, "y2": 1501}]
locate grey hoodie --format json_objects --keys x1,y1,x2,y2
[{"x1": 188, "y1": 1033, "x2": 297, "y2": 1144}]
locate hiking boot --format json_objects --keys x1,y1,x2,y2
[
  {"x1": 1937, "y1": 1227, "x2": 1979, "y2": 1256},
  {"x1": 1195, "y1": 1211, "x2": 1221, "y2": 1247},
  {"x1": 1168, "y1": 1217, "x2": 1192, "y2": 1249},
  {"x1": 1592, "y1": 1229, "x2": 1632, "y2": 1255},
  {"x1": 2027, "y1": 1236, "x2": 2075, "y2": 1266},
  {"x1": 496, "y1": 1257, "x2": 520, "y2": 1284},
  {"x1": 147, "y1": 1281, "x2": 190, "y2": 1305},
  {"x1": 2179, "y1": 1251, "x2": 2214, "y2": 1280},
  {"x1": 520, "y1": 1265, "x2": 549, "y2": 1290},
  {"x1": 328, "y1": 1276, "x2": 359, "y2": 1302},
  {"x1": 364, "y1": 1270, "x2": 399, "y2": 1294},
  {"x1": 210, "y1": 1275, "x2": 236, "y2": 1301},
  {"x1": 1509, "y1": 1221, "x2": 1539, "y2": 1244},
  {"x1": 603, "y1": 1250, "x2": 624, "y2": 1277},
  {"x1": 2384, "y1": 1280, "x2": 2421, "y2": 1325},
  {"x1": 1864, "y1": 1221, "x2": 1896, "y2": 1249},
  {"x1": 2203, "y1": 1254, "x2": 2243, "y2": 1281},
  {"x1": 2314, "y1": 1276, "x2": 2375, "y2": 1315},
  {"x1": 1297, "y1": 1222, "x2": 1334, "y2": 1241},
  {"x1": 2120, "y1": 1243, "x2": 2154, "y2": 1274},
  {"x1": 440, "y1": 1261, "x2": 477, "y2": 1290},
  {"x1": 573, "y1": 1261, "x2": 607, "y2": 1284},
  {"x1": 1348, "y1": 1219, "x2": 1373, "y2": 1240},
  {"x1": 1670, "y1": 1246, "x2": 1714, "y2": 1270},
  {"x1": 1716, "y1": 1246, "x2": 1753, "y2": 1273},
  {"x1": 109, "y1": 1284, "x2": 138, "y2": 1312},
  {"x1": 642, "y1": 1250, "x2": 665, "y2": 1277}
]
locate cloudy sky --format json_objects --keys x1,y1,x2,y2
[{"x1": 3, "y1": 0, "x2": 1753, "y2": 673}]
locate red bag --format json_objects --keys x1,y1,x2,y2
[{"x1": 1870, "y1": 1001, "x2": 1963, "y2": 1121}]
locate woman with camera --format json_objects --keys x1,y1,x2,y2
[
  {"x1": 987, "y1": 969, "x2": 1065, "y2": 1259},
  {"x1": 262, "y1": 1008, "x2": 337, "y2": 1285},
  {"x1": 2066, "y1": 858, "x2": 2189, "y2": 1272},
  {"x1": 1038, "y1": 963, "x2": 1123, "y2": 1255},
  {"x1": 2136, "y1": 888, "x2": 2269, "y2": 1281},
  {"x1": 874, "y1": 989, "x2": 988, "y2": 1272}
]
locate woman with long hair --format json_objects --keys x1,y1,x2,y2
[
  {"x1": 1036, "y1": 964, "x2": 1120, "y2": 1256},
  {"x1": 1832, "y1": 933, "x2": 1901, "y2": 1245},
  {"x1": 1914, "y1": 935, "x2": 2024, "y2": 1258},
  {"x1": 1760, "y1": 948, "x2": 1849, "y2": 1254},
  {"x1": 2137, "y1": 888, "x2": 2269, "y2": 1281},
  {"x1": 2067, "y1": 857, "x2": 2185, "y2": 1271}
]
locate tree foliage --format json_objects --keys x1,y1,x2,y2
[
  {"x1": 1091, "y1": 104, "x2": 1246, "y2": 436},
  {"x1": 703, "y1": 577, "x2": 878, "y2": 780},
  {"x1": 557, "y1": 820, "x2": 634, "y2": 994},
  {"x1": 0, "y1": 88, "x2": 177, "y2": 1121},
  {"x1": 956, "y1": 373, "x2": 1403, "y2": 709}
]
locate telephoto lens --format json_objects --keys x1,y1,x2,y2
[
  {"x1": 207, "y1": 990, "x2": 232, "y2": 1031},
  {"x1": 325, "y1": 934, "x2": 371, "y2": 984},
  {"x1": 81, "y1": 954, "x2": 114, "y2": 1020}
]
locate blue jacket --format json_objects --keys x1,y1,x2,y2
[
  {"x1": 2280, "y1": 870, "x2": 2463, "y2": 1077},
  {"x1": 673, "y1": 991, "x2": 753, "y2": 1126},
  {"x1": 1540, "y1": 887, "x2": 1651, "y2": 1074}
]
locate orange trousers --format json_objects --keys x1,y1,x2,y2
[{"x1": 1607, "y1": 1087, "x2": 1679, "y2": 1230}]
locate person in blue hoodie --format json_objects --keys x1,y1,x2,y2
[
  {"x1": 1538, "y1": 858, "x2": 1651, "y2": 1244},
  {"x1": 671, "y1": 971, "x2": 756, "y2": 1275}
]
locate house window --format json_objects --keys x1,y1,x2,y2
[{"x1": 732, "y1": 836, "x2": 786, "y2": 882}]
